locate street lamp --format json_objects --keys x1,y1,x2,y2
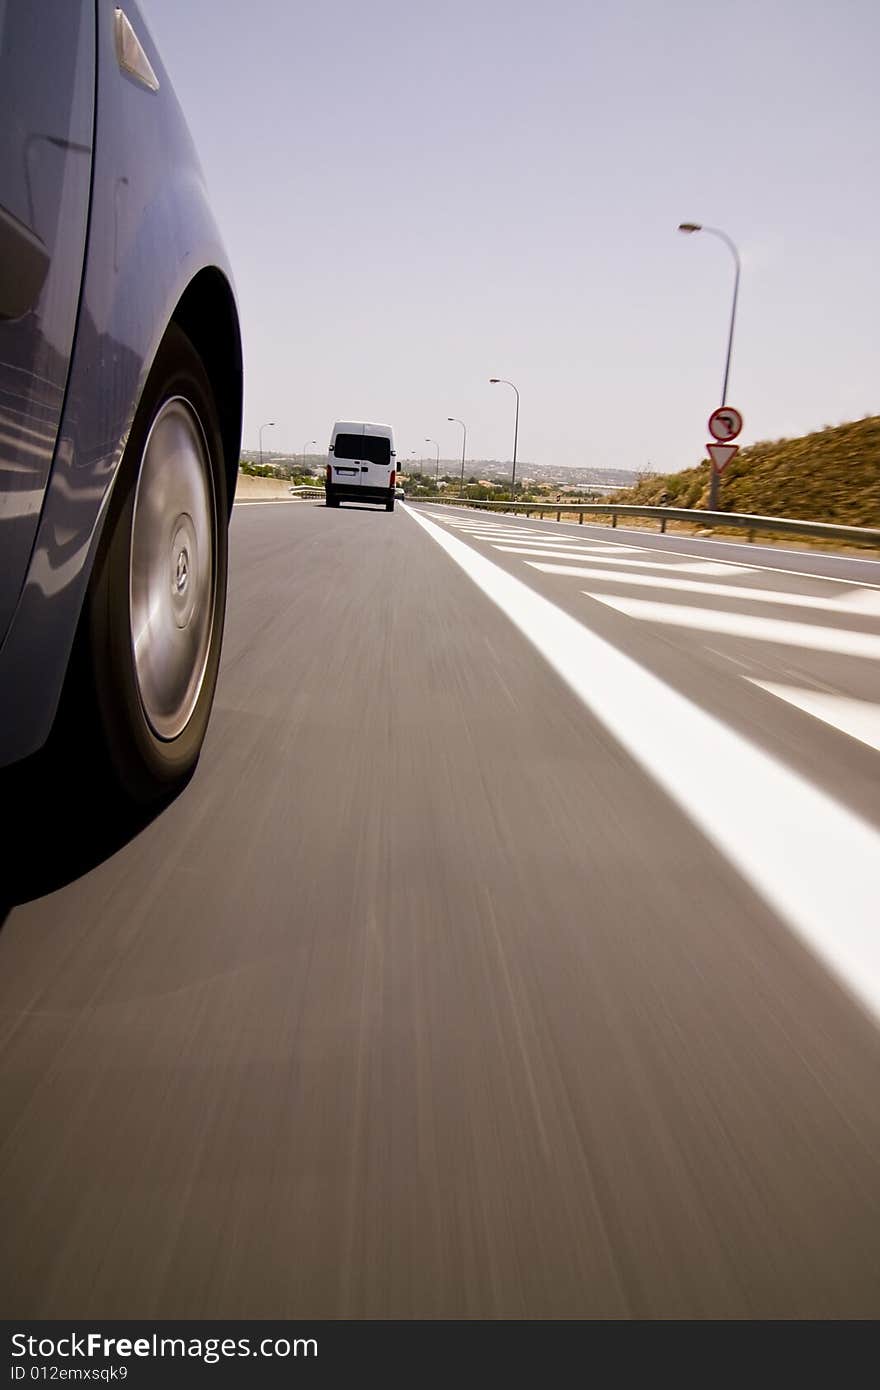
[
  {"x1": 425, "y1": 438, "x2": 440, "y2": 488},
  {"x1": 258, "y1": 420, "x2": 275, "y2": 469},
  {"x1": 301, "y1": 439, "x2": 316, "y2": 473},
  {"x1": 489, "y1": 378, "x2": 520, "y2": 501},
  {"x1": 447, "y1": 418, "x2": 467, "y2": 495},
  {"x1": 678, "y1": 222, "x2": 741, "y2": 509}
]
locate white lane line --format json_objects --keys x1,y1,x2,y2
[
  {"x1": 438, "y1": 519, "x2": 624, "y2": 540},
  {"x1": 441, "y1": 522, "x2": 649, "y2": 553},
  {"x1": 493, "y1": 544, "x2": 641, "y2": 555},
  {"x1": 581, "y1": 593, "x2": 880, "y2": 660},
  {"x1": 528, "y1": 532, "x2": 880, "y2": 588},
  {"x1": 443, "y1": 524, "x2": 567, "y2": 540},
  {"x1": 444, "y1": 529, "x2": 556, "y2": 543},
  {"x1": 406, "y1": 504, "x2": 880, "y2": 1021},
  {"x1": 452, "y1": 533, "x2": 636, "y2": 551},
  {"x1": 530, "y1": 567, "x2": 880, "y2": 615},
  {"x1": 748, "y1": 682, "x2": 880, "y2": 754},
  {"x1": 449, "y1": 529, "x2": 557, "y2": 541},
  {"x1": 508, "y1": 552, "x2": 752, "y2": 576},
  {"x1": 431, "y1": 513, "x2": 880, "y2": 589}
]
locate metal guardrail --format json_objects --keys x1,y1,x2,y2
[
  {"x1": 287, "y1": 486, "x2": 325, "y2": 498},
  {"x1": 415, "y1": 497, "x2": 880, "y2": 547}
]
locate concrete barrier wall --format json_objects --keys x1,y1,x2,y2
[{"x1": 234, "y1": 473, "x2": 299, "y2": 500}]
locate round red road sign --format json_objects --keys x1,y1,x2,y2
[{"x1": 708, "y1": 406, "x2": 743, "y2": 441}]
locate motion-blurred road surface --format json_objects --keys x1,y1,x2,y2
[{"x1": 2, "y1": 501, "x2": 879, "y2": 1317}]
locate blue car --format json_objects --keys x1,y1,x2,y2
[{"x1": 0, "y1": 2, "x2": 242, "y2": 802}]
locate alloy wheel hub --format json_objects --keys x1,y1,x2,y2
[{"x1": 129, "y1": 397, "x2": 216, "y2": 740}]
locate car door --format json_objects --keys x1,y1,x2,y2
[{"x1": 0, "y1": 0, "x2": 95, "y2": 645}]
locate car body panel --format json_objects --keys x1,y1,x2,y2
[
  {"x1": 0, "y1": 0, "x2": 96, "y2": 646},
  {"x1": 0, "y1": 0, "x2": 242, "y2": 768}
]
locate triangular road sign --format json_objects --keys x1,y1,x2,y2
[{"x1": 707, "y1": 443, "x2": 738, "y2": 472}]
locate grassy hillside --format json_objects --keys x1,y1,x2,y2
[{"x1": 607, "y1": 415, "x2": 880, "y2": 526}]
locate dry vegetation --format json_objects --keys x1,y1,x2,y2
[{"x1": 604, "y1": 415, "x2": 880, "y2": 527}]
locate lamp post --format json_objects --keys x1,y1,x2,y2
[
  {"x1": 447, "y1": 417, "x2": 467, "y2": 496},
  {"x1": 489, "y1": 378, "x2": 520, "y2": 501},
  {"x1": 258, "y1": 420, "x2": 275, "y2": 470},
  {"x1": 425, "y1": 438, "x2": 440, "y2": 488},
  {"x1": 301, "y1": 439, "x2": 316, "y2": 474},
  {"x1": 678, "y1": 222, "x2": 741, "y2": 510}
]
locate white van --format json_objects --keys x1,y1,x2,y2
[{"x1": 325, "y1": 421, "x2": 397, "y2": 511}]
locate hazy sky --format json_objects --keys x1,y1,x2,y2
[{"x1": 141, "y1": 0, "x2": 878, "y2": 474}]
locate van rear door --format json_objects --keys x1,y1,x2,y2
[
  {"x1": 359, "y1": 430, "x2": 393, "y2": 493},
  {"x1": 330, "y1": 425, "x2": 365, "y2": 489}
]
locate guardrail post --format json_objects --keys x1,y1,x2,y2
[
  {"x1": 660, "y1": 517, "x2": 667, "y2": 534},
  {"x1": 612, "y1": 513, "x2": 617, "y2": 528},
  {"x1": 556, "y1": 509, "x2": 561, "y2": 522},
  {"x1": 578, "y1": 512, "x2": 583, "y2": 524}
]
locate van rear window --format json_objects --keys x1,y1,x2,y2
[{"x1": 334, "y1": 433, "x2": 391, "y2": 465}]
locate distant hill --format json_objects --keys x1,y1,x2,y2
[
  {"x1": 605, "y1": 416, "x2": 880, "y2": 525},
  {"x1": 469, "y1": 461, "x2": 639, "y2": 487}
]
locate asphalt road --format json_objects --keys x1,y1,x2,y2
[{"x1": 2, "y1": 499, "x2": 880, "y2": 1318}]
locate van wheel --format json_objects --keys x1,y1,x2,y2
[
  {"x1": 74, "y1": 324, "x2": 228, "y2": 804},
  {"x1": 326, "y1": 490, "x2": 338, "y2": 508},
  {"x1": 386, "y1": 499, "x2": 395, "y2": 512}
]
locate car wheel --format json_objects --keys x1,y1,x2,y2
[{"x1": 80, "y1": 323, "x2": 228, "y2": 804}]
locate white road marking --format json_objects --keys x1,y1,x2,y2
[
  {"x1": 493, "y1": 543, "x2": 640, "y2": 555},
  {"x1": 438, "y1": 519, "x2": 636, "y2": 546},
  {"x1": 748, "y1": 682, "x2": 880, "y2": 754},
  {"x1": 706, "y1": 648, "x2": 752, "y2": 670},
  {"x1": 468, "y1": 536, "x2": 636, "y2": 553},
  {"x1": 406, "y1": 504, "x2": 880, "y2": 1022},
  {"x1": 580, "y1": 593, "x2": 880, "y2": 660},
  {"x1": 427, "y1": 510, "x2": 880, "y2": 588},
  {"x1": 451, "y1": 529, "x2": 558, "y2": 541},
  {"x1": 444, "y1": 524, "x2": 568, "y2": 540},
  {"x1": 507, "y1": 552, "x2": 752, "y2": 576},
  {"x1": 530, "y1": 567, "x2": 880, "y2": 615},
  {"x1": 445, "y1": 529, "x2": 558, "y2": 543}
]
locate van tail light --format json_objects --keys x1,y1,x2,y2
[{"x1": 389, "y1": 470, "x2": 396, "y2": 488}]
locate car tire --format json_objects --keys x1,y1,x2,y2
[
  {"x1": 78, "y1": 323, "x2": 229, "y2": 804},
  {"x1": 386, "y1": 499, "x2": 395, "y2": 512}
]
